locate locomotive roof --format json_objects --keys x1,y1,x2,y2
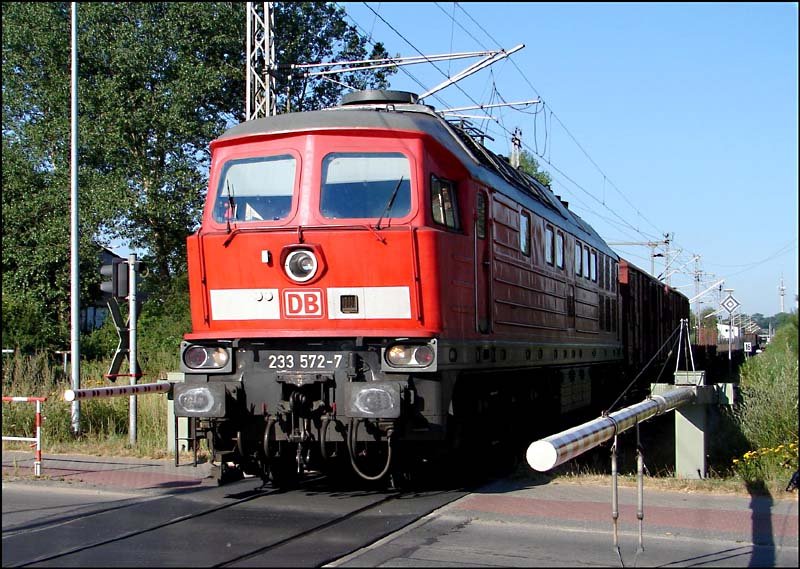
[{"x1": 218, "y1": 94, "x2": 616, "y2": 258}]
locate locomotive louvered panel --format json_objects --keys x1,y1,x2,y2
[
  {"x1": 492, "y1": 222, "x2": 520, "y2": 258},
  {"x1": 494, "y1": 299, "x2": 567, "y2": 330},
  {"x1": 493, "y1": 282, "x2": 566, "y2": 315},
  {"x1": 492, "y1": 196, "x2": 520, "y2": 228},
  {"x1": 574, "y1": 284, "x2": 599, "y2": 333},
  {"x1": 492, "y1": 259, "x2": 567, "y2": 299},
  {"x1": 491, "y1": 198, "x2": 523, "y2": 259},
  {"x1": 560, "y1": 370, "x2": 592, "y2": 412},
  {"x1": 492, "y1": 258, "x2": 567, "y2": 319}
]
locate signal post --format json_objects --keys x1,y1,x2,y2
[{"x1": 99, "y1": 253, "x2": 144, "y2": 445}]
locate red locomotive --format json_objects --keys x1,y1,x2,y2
[{"x1": 174, "y1": 90, "x2": 688, "y2": 484}]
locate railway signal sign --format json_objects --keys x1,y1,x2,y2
[{"x1": 720, "y1": 294, "x2": 740, "y2": 313}]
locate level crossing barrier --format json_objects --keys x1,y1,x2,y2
[
  {"x1": 2, "y1": 396, "x2": 47, "y2": 476},
  {"x1": 63, "y1": 381, "x2": 171, "y2": 402},
  {"x1": 526, "y1": 385, "x2": 696, "y2": 472},
  {"x1": 525, "y1": 373, "x2": 735, "y2": 565},
  {"x1": 63, "y1": 380, "x2": 198, "y2": 466}
]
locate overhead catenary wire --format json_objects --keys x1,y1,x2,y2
[
  {"x1": 347, "y1": 4, "x2": 653, "y2": 239},
  {"x1": 449, "y1": 2, "x2": 699, "y2": 256},
  {"x1": 606, "y1": 323, "x2": 683, "y2": 413},
  {"x1": 345, "y1": 3, "x2": 708, "y2": 285}
]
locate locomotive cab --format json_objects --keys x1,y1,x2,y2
[{"x1": 176, "y1": 91, "x2": 467, "y2": 483}]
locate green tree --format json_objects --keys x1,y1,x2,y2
[
  {"x1": 2, "y1": 2, "x2": 393, "y2": 351},
  {"x1": 273, "y1": 3, "x2": 393, "y2": 112},
  {"x1": 518, "y1": 149, "x2": 552, "y2": 188},
  {"x1": 698, "y1": 306, "x2": 718, "y2": 329}
]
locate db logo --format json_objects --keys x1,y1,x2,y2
[{"x1": 283, "y1": 289, "x2": 324, "y2": 318}]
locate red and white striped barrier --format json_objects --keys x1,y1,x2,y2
[
  {"x1": 63, "y1": 381, "x2": 171, "y2": 402},
  {"x1": 2, "y1": 396, "x2": 47, "y2": 476}
]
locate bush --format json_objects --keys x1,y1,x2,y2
[
  {"x1": 2, "y1": 274, "x2": 189, "y2": 457},
  {"x1": 1, "y1": 293, "x2": 67, "y2": 353},
  {"x1": 733, "y1": 315, "x2": 799, "y2": 484}
]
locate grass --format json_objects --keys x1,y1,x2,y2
[
  {"x1": 2, "y1": 348, "x2": 176, "y2": 458},
  {"x1": 515, "y1": 457, "x2": 795, "y2": 499}
]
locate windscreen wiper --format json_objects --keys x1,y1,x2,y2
[
  {"x1": 375, "y1": 176, "x2": 404, "y2": 231},
  {"x1": 225, "y1": 180, "x2": 236, "y2": 234}
]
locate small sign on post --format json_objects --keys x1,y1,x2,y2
[
  {"x1": 721, "y1": 292, "x2": 740, "y2": 367},
  {"x1": 720, "y1": 294, "x2": 740, "y2": 313}
]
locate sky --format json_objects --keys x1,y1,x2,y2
[{"x1": 339, "y1": 2, "x2": 798, "y2": 318}]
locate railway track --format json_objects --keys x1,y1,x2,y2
[{"x1": 2, "y1": 474, "x2": 467, "y2": 567}]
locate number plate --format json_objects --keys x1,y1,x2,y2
[{"x1": 266, "y1": 352, "x2": 344, "y2": 371}]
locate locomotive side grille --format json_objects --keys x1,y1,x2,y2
[{"x1": 340, "y1": 294, "x2": 359, "y2": 314}]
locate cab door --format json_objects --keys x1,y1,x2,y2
[{"x1": 474, "y1": 190, "x2": 492, "y2": 333}]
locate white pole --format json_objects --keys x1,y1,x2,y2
[
  {"x1": 129, "y1": 254, "x2": 138, "y2": 445},
  {"x1": 69, "y1": 2, "x2": 81, "y2": 435}
]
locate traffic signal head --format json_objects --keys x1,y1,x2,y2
[{"x1": 100, "y1": 259, "x2": 129, "y2": 299}]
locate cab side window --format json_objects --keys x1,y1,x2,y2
[
  {"x1": 520, "y1": 211, "x2": 531, "y2": 256},
  {"x1": 545, "y1": 225, "x2": 554, "y2": 265},
  {"x1": 431, "y1": 175, "x2": 460, "y2": 230},
  {"x1": 556, "y1": 231, "x2": 564, "y2": 269},
  {"x1": 476, "y1": 192, "x2": 487, "y2": 239}
]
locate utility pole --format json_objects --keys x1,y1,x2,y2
[
  {"x1": 510, "y1": 127, "x2": 522, "y2": 169},
  {"x1": 607, "y1": 236, "x2": 670, "y2": 277},
  {"x1": 70, "y1": 2, "x2": 81, "y2": 435},
  {"x1": 693, "y1": 256, "x2": 701, "y2": 342},
  {"x1": 246, "y1": 2, "x2": 276, "y2": 120},
  {"x1": 779, "y1": 275, "x2": 786, "y2": 313},
  {"x1": 663, "y1": 233, "x2": 672, "y2": 285}
]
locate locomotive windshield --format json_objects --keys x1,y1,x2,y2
[
  {"x1": 320, "y1": 152, "x2": 411, "y2": 220},
  {"x1": 213, "y1": 155, "x2": 296, "y2": 223}
]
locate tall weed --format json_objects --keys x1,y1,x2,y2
[
  {"x1": 733, "y1": 316, "x2": 799, "y2": 484},
  {"x1": 2, "y1": 349, "x2": 176, "y2": 456}
]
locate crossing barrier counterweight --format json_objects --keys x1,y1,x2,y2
[{"x1": 2, "y1": 396, "x2": 47, "y2": 476}]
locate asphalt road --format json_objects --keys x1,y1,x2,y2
[
  {"x1": 329, "y1": 477, "x2": 799, "y2": 567},
  {"x1": 2, "y1": 451, "x2": 798, "y2": 567}
]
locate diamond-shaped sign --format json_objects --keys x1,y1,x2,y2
[{"x1": 721, "y1": 294, "x2": 740, "y2": 313}]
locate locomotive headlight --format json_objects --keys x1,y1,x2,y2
[
  {"x1": 384, "y1": 342, "x2": 437, "y2": 370},
  {"x1": 386, "y1": 345, "x2": 413, "y2": 366},
  {"x1": 284, "y1": 250, "x2": 318, "y2": 283},
  {"x1": 181, "y1": 344, "x2": 232, "y2": 372}
]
